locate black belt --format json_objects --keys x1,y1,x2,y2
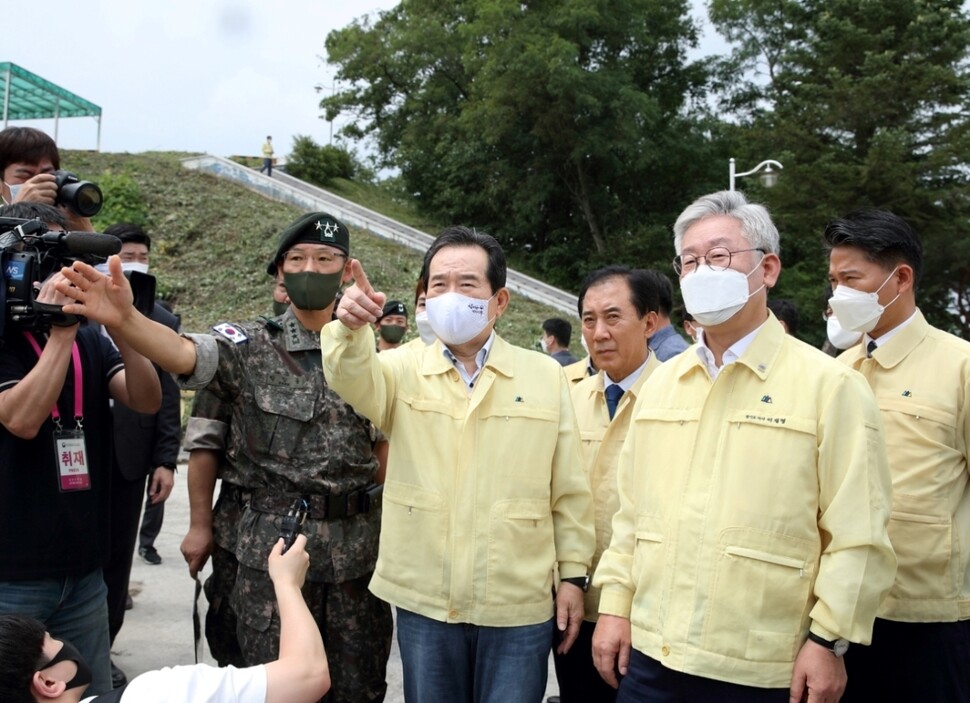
[{"x1": 249, "y1": 485, "x2": 382, "y2": 520}]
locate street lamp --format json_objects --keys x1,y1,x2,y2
[{"x1": 729, "y1": 158, "x2": 784, "y2": 191}]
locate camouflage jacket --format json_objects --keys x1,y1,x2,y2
[{"x1": 181, "y1": 309, "x2": 380, "y2": 583}]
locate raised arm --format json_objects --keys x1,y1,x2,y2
[
  {"x1": 107, "y1": 331, "x2": 162, "y2": 414},
  {"x1": 0, "y1": 328, "x2": 75, "y2": 439},
  {"x1": 264, "y1": 535, "x2": 331, "y2": 703},
  {"x1": 0, "y1": 275, "x2": 78, "y2": 438},
  {"x1": 321, "y1": 259, "x2": 398, "y2": 429},
  {"x1": 57, "y1": 257, "x2": 198, "y2": 376}
]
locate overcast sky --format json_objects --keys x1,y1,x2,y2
[{"x1": 4, "y1": 1, "x2": 726, "y2": 159}]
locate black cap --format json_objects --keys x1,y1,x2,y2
[
  {"x1": 267, "y1": 212, "x2": 350, "y2": 275},
  {"x1": 380, "y1": 300, "x2": 408, "y2": 319}
]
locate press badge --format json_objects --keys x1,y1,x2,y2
[{"x1": 54, "y1": 429, "x2": 91, "y2": 492}]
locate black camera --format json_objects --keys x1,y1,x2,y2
[
  {"x1": 0, "y1": 216, "x2": 122, "y2": 334},
  {"x1": 53, "y1": 170, "x2": 103, "y2": 218}
]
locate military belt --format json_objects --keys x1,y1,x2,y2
[{"x1": 249, "y1": 485, "x2": 382, "y2": 521}]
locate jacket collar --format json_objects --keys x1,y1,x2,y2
[
  {"x1": 585, "y1": 352, "x2": 661, "y2": 402},
  {"x1": 842, "y1": 309, "x2": 929, "y2": 370},
  {"x1": 677, "y1": 312, "x2": 785, "y2": 382},
  {"x1": 420, "y1": 332, "x2": 515, "y2": 378}
]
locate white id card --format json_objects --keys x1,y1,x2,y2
[{"x1": 54, "y1": 429, "x2": 91, "y2": 492}]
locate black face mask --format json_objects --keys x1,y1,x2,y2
[
  {"x1": 379, "y1": 324, "x2": 407, "y2": 344},
  {"x1": 44, "y1": 638, "x2": 93, "y2": 692},
  {"x1": 272, "y1": 300, "x2": 289, "y2": 316},
  {"x1": 282, "y1": 271, "x2": 343, "y2": 311}
]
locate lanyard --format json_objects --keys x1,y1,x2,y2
[{"x1": 23, "y1": 331, "x2": 83, "y2": 430}]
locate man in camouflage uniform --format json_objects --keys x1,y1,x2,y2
[{"x1": 62, "y1": 211, "x2": 393, "y2": 703}]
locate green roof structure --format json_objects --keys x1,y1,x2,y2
[{"x1": 0, "y1": 62, "x2": 102, "y2": 149}]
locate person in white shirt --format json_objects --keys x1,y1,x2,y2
[{"x1": 0, "y1": 536, "x2": 329, "y2": 703}]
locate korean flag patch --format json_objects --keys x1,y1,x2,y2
[{"x1": 213, "y1": 323, "x2": 249, "y2": 344}]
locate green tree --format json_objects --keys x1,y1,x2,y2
[
  {"x1": 286, "y1": 135, "x2": 357, "y2": 186},
  {"x1": 322, "y1": 0, "x2": 720, "y2": 287},
  {"x1": 710, "y1": 0, "x2": 970, "y2": 342},
  {"x1": 90, "y1": 171, "x2": 150, "y2": 229}
]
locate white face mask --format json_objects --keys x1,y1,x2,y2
[
  {"x1": 580, "y1": 332, "x2": 590, "y2": 355},
  {"x1": 121, "y1": 261, "x2": 150, "y2": 275},
  {"x1": 826, "y1": 314, "x2": 863, "y2": 350},
  {"x1": 425, "y1": 291, "x2": 495, "y2": 346},
  {"x1": 539, "y1": 336, "x2": 549, "y2": 353},
  {"x1": 415, "y1": 311, "x2": 436, "y2": 345},
  {"x1": 827, "y1": 268, "x2": 899, "y2": 334},
  {"x1": 680, "y1": 255, "x2": 765, "y2": 327},
  {"x1": 2, "y1": 182, "x2": 21, "y2": 204}
]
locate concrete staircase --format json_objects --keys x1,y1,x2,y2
[{"x1": 181, "y1": 155, "x2": 578, "y2": 317}]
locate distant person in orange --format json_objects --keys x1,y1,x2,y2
[{"x1": 260, "y1": 136, "x2": 274, "y2": 177}]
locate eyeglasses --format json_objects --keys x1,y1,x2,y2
[
  {"x1": 283, "y1": 250, "x2": 347, "y2": 268},
  {"x1": 672, "y1": 247, "x2": 765, "y2": 276}
]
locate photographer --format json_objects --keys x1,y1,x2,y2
[
  {"x1": 0, "y1": 535, "x2": 331, "y2": 703},
  {"x1": 0, "y1": 127, "x2": 97, "y2": 232},
  {"x1": 0, "y1": 203, "x2": 161, "y2": 696}
]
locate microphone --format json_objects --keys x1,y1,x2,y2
[{"x1": 40, "y1": 231, "x2": 122, "y2": 257}]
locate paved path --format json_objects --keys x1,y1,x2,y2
[{"x1": 114, "y1": 470, "x2": 560, "y2": 701}]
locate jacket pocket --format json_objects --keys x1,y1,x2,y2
[
  {"x1": 377, "y1": 482, "x2": 448, "y2": 596},
  {"x1": 252, "y1": 385, "x2": 317, "y2": 457},
  {"x1": 486, "y1": 499, "x2": 555, "y2": 604},
  {"x1": 630, "y1": 516, "x2": 665, "y2": 635},
  {"x1": 704, "y1": 537, "x2": 813, "y2": 663},
  {"x1": 888, "y1": 493, "x2": 952, "y2": 600}
]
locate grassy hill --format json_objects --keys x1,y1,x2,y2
[{"x1": 62, "y1": 150, "x2": 577, "y2": 351}]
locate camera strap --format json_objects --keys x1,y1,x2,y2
[{"x1": 23, "y1": 332, "x2": 90, "y2": 492}]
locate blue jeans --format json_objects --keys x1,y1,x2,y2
[
  {"x1": 396, "y1": 608, "x2": 553, "y2": 703},
  {"x1": 617, "y1": 649, "x2": 788, "y2": 703},
  {"x1": 0, "y1": 569, "x2": 112, "y2": 695}
]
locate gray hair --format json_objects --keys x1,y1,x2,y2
[{"x1": 673, "y1": 190, "x2": 780, "y2": 255}]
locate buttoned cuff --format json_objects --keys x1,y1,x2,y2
[
  {"x1": 809, "y1": 622, "x2": 842, "y2": 643},
  {"x1": 596, "y1": 585, "x2": 635, "y2": 619},
  {"x1": 558, "y1": 561, "x2": 588, "y2": 580}
]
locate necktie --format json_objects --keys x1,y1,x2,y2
[
  {"x1": 605, "y1": 384, "x2": 624, "y2": 420},
  {"x1": 867, "y1": 340, "x2": 877, "y2": 358}
]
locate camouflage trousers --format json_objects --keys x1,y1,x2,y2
[
  {"x1": 232, "y1": 565, "x2": 393, "y2": 703},
  {"x1": 203, "y1": 545, "x2": 245, "y2": 667},
  {"x1": 203, "y1": 482, "x2": 249, "y2": 667}
]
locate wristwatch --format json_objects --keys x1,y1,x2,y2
[
  {"x1": 560, "y1": 575, "x2": 590, "y2": 592},
  {"x1": 807, "y1": 631, "x2": 850, "y2": 657}
]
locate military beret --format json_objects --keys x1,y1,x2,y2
[
  {"x1": 380, "y1": 300, "x2": 408, "y2": 319},
  {"x1": 267, "y1": 211, "x2": 350, "y2": 275}
]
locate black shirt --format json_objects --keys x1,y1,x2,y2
[{"x1": 0, "y1": 326, "x2": 122, "y2": 579}]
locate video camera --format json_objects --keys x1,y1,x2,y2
[{"x1": 0, "y1": 217, "x2": 155, "y2": 335}]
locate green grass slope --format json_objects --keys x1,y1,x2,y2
[{"x1": 62, "y1": 150, "x2": 577, "y2": 351}]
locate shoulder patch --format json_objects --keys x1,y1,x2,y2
[{"x1": 212, "y1": 322, "x2": 249, "y2": 344}]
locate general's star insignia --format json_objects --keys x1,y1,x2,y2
[
  {"x1": 321, "y1": 221, "x2": 339, "y2": 239},
  {"x1": 314, "y1": 220, "x2": 323, "y2": 231}
]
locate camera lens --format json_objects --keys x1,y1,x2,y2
[
  {"x1": 72, "y1": 182, "x2": 103, "y2": 217},
  {"x1": 59, "y1": 181, "x2": 103, "y2": 217}
]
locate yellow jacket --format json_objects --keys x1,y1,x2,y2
[
  {"x1": 564, "y1": 357, "x2": 593, "y2": 385},
  {"x1": 571, "y1": 355, "x2": 662, "y2": 622},
  {"x1": 321, "y1": 323, "x2": 595, "y2": 626},
  {"x1": 840, "y1": 310, "x2": 970, "y2": 622},
  {"x1": 595, "y1": 317, "x2": 896, "y2": 688}
]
